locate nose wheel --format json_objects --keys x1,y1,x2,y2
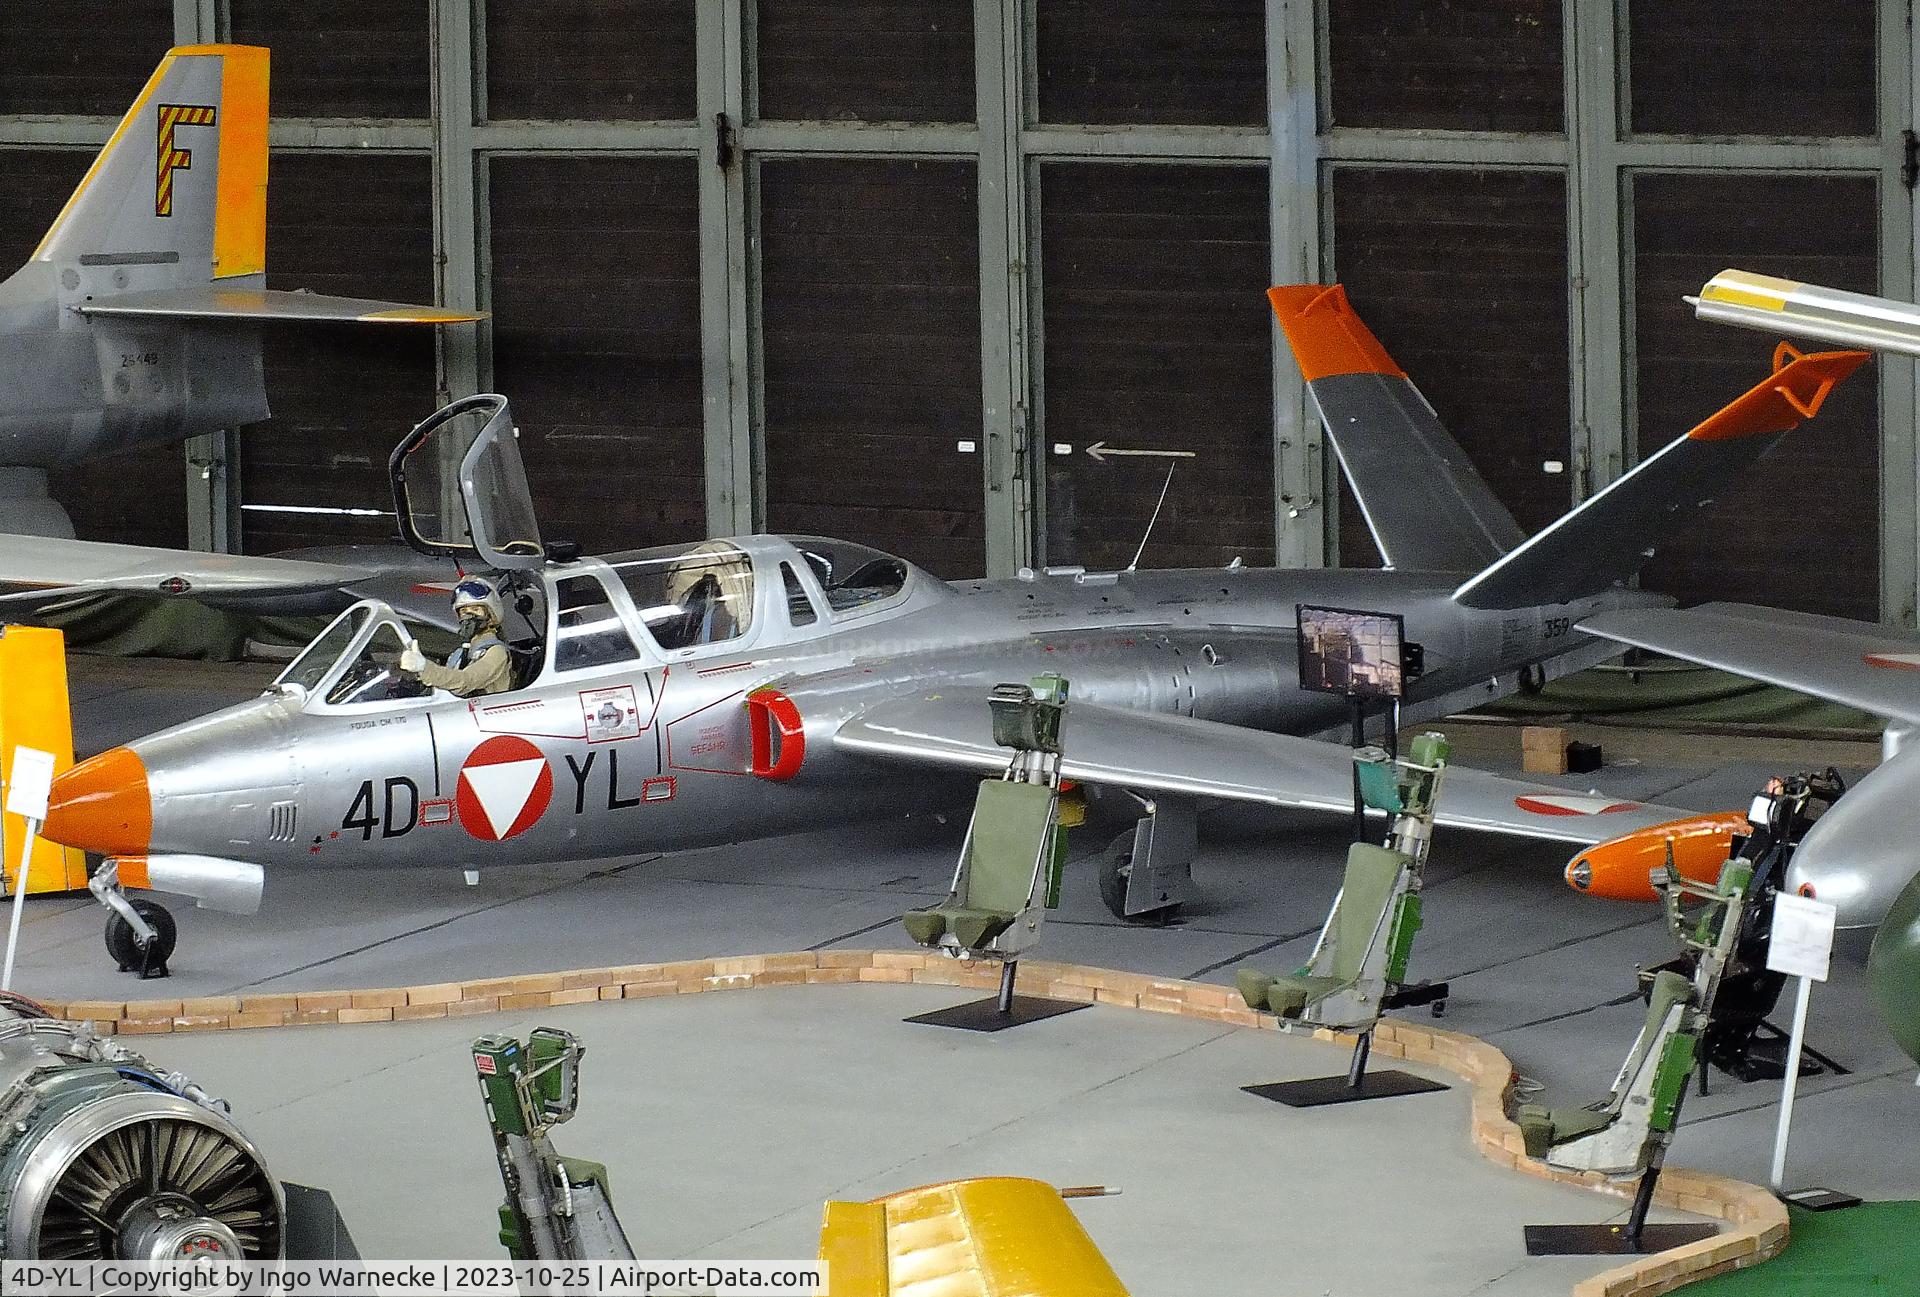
[
  {"x1": 90, "y1": 861, "x2": 176, "y2": 978},
  {"x1": 104, "y1": 898, "x2": 175, "y2": 978}
]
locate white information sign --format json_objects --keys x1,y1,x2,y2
[
  {"x1": 4, "y1": 746, "x2": 54, "y2": 821},
  {"x1": 1767, "y1": 892, "x2": 1838, "y2": 982}
]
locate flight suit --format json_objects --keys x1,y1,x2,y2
[{"x1": 415, "y1": 631, "x2": 512, "y2": 697}]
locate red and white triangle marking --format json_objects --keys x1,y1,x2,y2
[
  {"x1": 1514, "y1": 793, "x2": 1642, "y2": 817},
  {"x1": 1863, "y1": 652, "x2": 1920, "y2": 671},
  {"x1": 456, "y1": 735, "x2": 554, "y2": 841}
]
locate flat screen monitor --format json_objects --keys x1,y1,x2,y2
[{"x1": 1297, "y1": 604, "x2": 1407, "y2": 701}]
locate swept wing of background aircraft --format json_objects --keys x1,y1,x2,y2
[
  {"x1": 27, "y1": 290, "x2": 1868, "y2": 971},
  {"x1": 0, "y1": 44, "x2": 481, "y2": 537},
  {"x1": 1572, "y1": 269, "x2": 1920, "y2": 932}
]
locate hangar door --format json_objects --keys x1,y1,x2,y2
[{"x1": 1320, "y1": 0, "x2": 1894, "y2": 620}]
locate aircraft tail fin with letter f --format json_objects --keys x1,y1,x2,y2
[
  {"x1": 25, "y1": 44, "x2": 481, "y2": 325},
  {"x1": 0, "y1": 45, "x2": 484, "y2": 534}
]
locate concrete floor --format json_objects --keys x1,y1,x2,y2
[
  {"x1": 11, "y1": 653, "x2": 1919, "y2": 1278},
  {"x1": 148, "y1": 985, "x2": 1707, "y2": 1296}
]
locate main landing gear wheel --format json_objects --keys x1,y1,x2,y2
[
  {"x1": 105, "y1": 898, "x2": 176, "y2": 979},
  {"x1": 1097, "y1": 829, "x2": 1183, "y2": 926}
]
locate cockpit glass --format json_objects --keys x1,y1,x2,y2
[
  {"x1": 610, "y1": 542, "x2": 756, "y2": 651},
  {"x1": 276, "y1": 606, "x2": 369, "y2": 693},
  {"x1": 552, "y1": 573, "x2": 640, "y2": 672},
  {"x1": 326, "y1": 622, "x2": 430, "y2": 706},
  {"x1": 781, "y1": 562, "x2": 818, "y2": 627},
  {"x1": 785, "y1": 537, "x2": 908, "y2": 616},
  {"x1": 468, "y1": 430, "x2": 543, "y2": 559},
  {"x1": 395, "y1": 411, "x2": 480, "y2": 553}
]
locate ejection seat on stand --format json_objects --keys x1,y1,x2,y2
[
  {"x1": 901, "y1": 675, "x2": 1088, "y2": 1032},
  {"x1": 1518, "y1": 853, "x2": 1753, "y2": 1254},
  {"x1": 1236, "y1": 734, "x2": 1453, "y2": 1106}
]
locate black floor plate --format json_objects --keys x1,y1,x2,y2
[
  {"x1": 905, "y1": 995, "x2": 1091, "y2": 1033},
  {"x1": 1778, "y1": 1186, "x2": 1863, "y2": 1212},
  {"x1": 1523, "y1": 1223, "x2": 1719, "y2": 1256},
  {"x1": 1241, "y1": 1070, "x2": 1449, "y2": 1108}
]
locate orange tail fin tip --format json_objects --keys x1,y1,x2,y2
[
  {"x1": 1684, "y1": 345, "x2": 1869, "y2": 441},
  {"x1": 1266, "y1": 283, "x2": 1407, "y2": 382}
]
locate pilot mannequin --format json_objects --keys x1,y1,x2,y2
[{"x1": 401, "y1": 577, "x2": 512, "y2": 697}]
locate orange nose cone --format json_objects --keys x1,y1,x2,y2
[
  {"x1": 41, "y1": 747, "x2": 151, "y2": 857},
  {"x1": 1565, "y1": 812, "x2": 1752, "y2": 902}
]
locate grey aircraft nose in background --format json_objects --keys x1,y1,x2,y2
[{"x1": 26, "y1": 285, "x2": 1870, "y2": 970}]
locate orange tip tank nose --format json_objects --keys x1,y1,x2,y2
[
  {"x1": 1563, "y1": 811, "x2": 1752, "y2": 902},
  {"x1": 41, "y1": 746, "x2": 151, "y2": 857}
]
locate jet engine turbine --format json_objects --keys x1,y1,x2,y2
[{"x1": 0, "y1": 997, "x2": 282, "y2": 1260}]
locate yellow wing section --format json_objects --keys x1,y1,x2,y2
[{"x1": 819, "y1": 1178, "x2": 1128, "y2": 1297}]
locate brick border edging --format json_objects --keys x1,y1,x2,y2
[{"x1": 36, "y1": 951, "x2": 1785, "y2": 1296}]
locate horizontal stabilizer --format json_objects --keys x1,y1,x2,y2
[
  {"x1": 1452, "y1": 346, "x2": 1870, "y2": 610},
  {"x1": 1270, "y1": 284, "x2": 1525, "y2": 572},
  {"x1": 1580, "y1": 602, "x2": 1920, "y2": 727},
  {"x1": 1692, "y1": 268, "x2": 1920, "y2": 358},
  {"x1": 76, "y1": 286, "x2": 484, "y2": 325},
  {"x1": 834, "y1": 689, "x2": 1700, "y2": 847}
]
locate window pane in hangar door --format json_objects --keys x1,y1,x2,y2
[
  {"x1": 1038, "y1": 162, "x2": 1272, "y2": 571},
  {"x1": 1630, "y1": 172, "x2": 1880, "y2": 620},
  {"x1": 1627, "y1": 0, "x2": 1875, "y2": 139},
  {"x1": 489, "y1": 156, "x2": 704, "y2": 555},
  {"x1": 757, "y1": 158, "x2": 985, "y2": 578},
  {"x1": 1325, "y1": 0, "x2": 1564, "y2": 133},
  {"x1": 0, "y1": 149, "x2": 189, "y2": 549},
  {"x1": 0, "y1": 1, "x2": 174, "y2": 116},
  {"x1": 1327, "y1": 166, "x2": 1571, "y2": 568},
  {"x1": 239, "y1": 153, "x2": 439, "y2": 555}
]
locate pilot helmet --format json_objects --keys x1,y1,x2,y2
[{"x1": 451, "y1": 576, "x2": 504, "y2": 629}]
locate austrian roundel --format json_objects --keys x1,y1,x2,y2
[{"x1": 456, "y1": 735, "x2": 554, "y2": 841}]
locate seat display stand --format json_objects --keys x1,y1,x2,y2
[
  {"x1": 1243, "y1": 1027, "x2": 1447, "y2": 1107},
  {"x1": 1524, "y1": 1169, "x2": 1717, "y2": 1256},
  {"x1": 906, "y1": 959, "x2": 1091, "y2": 1034},
  {"x1": 1238, "y1": 734, "x2": 1454, "y2": 1106},
  {"x1": 902, "y1": 675, "x2": 1090, "y2": 1035}
]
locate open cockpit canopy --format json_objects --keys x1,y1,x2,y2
[{"x1": 389, "y1": 393, "x2": 544, "y2": 571}]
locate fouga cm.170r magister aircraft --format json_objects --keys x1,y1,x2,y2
[{"x1": 29, "y1": 287, "x2": 1869, "y2": 972}]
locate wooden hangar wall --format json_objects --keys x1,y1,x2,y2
[{"x1": 0, "y1": 1, "x2": 1909, "y2": 624}]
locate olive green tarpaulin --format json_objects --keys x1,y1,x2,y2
[
  {"x1": 25, "y1": 593, "x2": 324, "y2": 662},
  {"x1": 1488, "y1": 663, "x2": 1880, "y2": 737}
]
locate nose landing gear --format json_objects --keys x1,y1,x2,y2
[{"x1": 90, "y1": 861, "x2": 176, "y2": 978}]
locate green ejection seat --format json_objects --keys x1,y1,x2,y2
[
  {"x1": 1236, "y1": 843, "x2": 1409, "y2": 1019},
  {"x1": 1515, "y1": 970, "x2": 1699, "y2": 1174},
  {"x1": 1235, "y1": 734, "x2": 1450, "y2": 1031},
  {"x1": 903, "y1": 675, "x2": 1070, "y2": 964},
  {"x1": 902, "y1": 779, "x2": 1060, "y2": 953}
]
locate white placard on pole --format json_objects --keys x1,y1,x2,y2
[
  {"x1": 1767, "y1": 892, "x2": 1838, "y2": 982},
  {"x1": 2, "y1": 745, "x2": 56, "y2": 992},
  {"x1": 5, "y1": 746, "x2": 53, "y2": 821},
  {"x1": 1765, "y1": 891, "x2": 1838, "y2": 1191}
]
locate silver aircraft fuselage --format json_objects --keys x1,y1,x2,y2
[{"x1": 47, "y1": 534, "x2": 1659, "y2": 891}]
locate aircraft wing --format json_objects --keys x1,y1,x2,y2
[
  {"x1": 835, "y1": 689, "x2": 1698, "y2": 846},
  {"x1": 1581, "y1": 602, "x2": 1920, "y2": 726},
  {"x1": 0, "y1": 534, "x2": 368, "y2": 603},
  {"x1": 74, "y1": 286, "x2": 484, "y2": 325}
]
